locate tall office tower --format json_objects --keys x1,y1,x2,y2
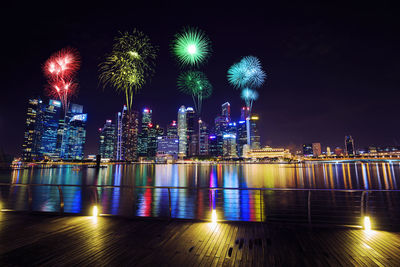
[
  {"x1": 250, "y1": 114, "x2": 261, "y2": 149},
  {"x1": 312, "y1": 143, "x2": 322, "y2": 157},
  {"x1": 223, "y1": 133, "x2": 238, "y2": 158},
  {"x1": 236, "y1": 120, "x2": 247, "y2": 157},
  {"x1": 177, "y1": 106, "x2": 187, "y2": 157},
  {"x1": 60, "y1": 104, "x2": 87, "y2": 160},
  {"x1": 99, "y1": 120, "x2": 116, "y2": 159},
  {"x1": 122, "y1": 110, "x2": 139, "y2": 161},
  {"x1": 335, "y1": 147, "x2": 344, "y2": 156},
  {"x1": 22, "y1": 98, "x2": 43, "y2": 161},
  {"x1": 240, "y1": 106, "x2": 250, "y2": 120},
  {"x1": 199, "y1": 121, "x2": 209, "y2": 155},
  {"x1": 147, "y1": 124, "x2": 164, "y2": 158},
  {"x1": 345, "y1": 135, "x2": 355, "y2": 156},
  {"x1": 208, "y1": 135, "x2": 218, "y2": 157},
  {"x1": 167, "y1": 121, "x2": 178, "y2": 137},
  {"x1": 186, "y1": 107, "x2": 196, "y2": 156},
  {"x1": 138, "y1": 108, "x2": 152, "y2": 157},
  {"x1": 40, "y1": 100, "x2": 63, "y2": 159},
  {"x1": 302, "y1": 144, "x2": 313, "y2": 157},
  {"x1": 221, "y1": 102, "x2": 231, "y2": 122},
  {"x1": 114, "y1": 106, "x2": 126, "y2": 160}
]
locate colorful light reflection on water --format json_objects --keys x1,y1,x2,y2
[{"x1": 0, "y1": 162, "x2": 399, "y2": 222}]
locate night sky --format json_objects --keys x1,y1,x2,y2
[{"x1": 1, "y1": 1, "x2": 399, "y2": 156}]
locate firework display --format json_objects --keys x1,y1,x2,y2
[
  {"x1": 241, "y1": 88, "x2": 259, "y2": 111},
  {"x1": 171, "y1": 27, "x2": 211, "y2": 67},
  {"x1": 177, "y1": 70, "x2": 212, "y2": 113},
  {"x1": 99, "y1": 30, "x2": 158, "y2": 111},
  {"x1": 227, "y1": 55, "x2": 266, "y2": 90},
  {"x1": 43, "y1": 47, "x2": 80, "y2": 113}
]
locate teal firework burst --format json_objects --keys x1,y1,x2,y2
[
  {"x1": 177, "y1": 70, "x2": 212, "y2": 113},
  {"x1": 171, "y1": 27, "x2": 211, "y2": 67}
]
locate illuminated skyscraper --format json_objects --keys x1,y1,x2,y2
[
  {"x1": 236, "y1": 120, "x2": 247, "y2": 157},
  {"x1": 303, "y1": 144, "x2": 313, "y2": 157},
  {"x1": 167, "y1": 121, "x2": 178, "y2": 137},
  {"x1": 223, "y1": 122, "x2": 238, "y2": 158},
  {"x1": 99, "y1": 120, "x2": 116, "y2": 159},
  {"x1": 147, "y1": 123, "x2": 164, "y2": 158},
  {"x1": 138, "y1": 108, "x2": 152, "y2": 157},
  {"x1": 221, "y1": 102, "x2": 231, "y2": 122},
  {"x1": 186, "y1": 107, "x2": 197, "y2": 156},
  {"x1": 177, "y1": 106, "x2": 187, "y2": 157},
  {"x1": 114, "y1": 106, "x2": 125, "y2": 161},
  {"x1": 345, "y1": 135, "x2": 355, "y2": 156},
  {"x1": 312, "y1": 143, "x2": 322, "y2": 157},
  {"x1": 199, "y1": 120, "x2": 209, "y2": 155},
  {"x1": 122, "y1": 110, "x2": 139, "y2": 161},
  {"x1": 22, "y1": 98, "x2": 43, "y2": 161},
  {"x1": 250, "y1": 114, "x2": 260, "y2": 149},
  {"x1": 40, "y1": 100, "x2": 63, "y2": 159},
  {"x1": 240, "y1": 106, "x2": 250, "y2": 120}
]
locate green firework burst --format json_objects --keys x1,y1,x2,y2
[
  {"x1": 171, "y1": 27, "x2": 211, "y2": 67},
  {"x1": 177, "y1": 71, "x2": 212, "y2": 113},
  {"x1": 99, "y1": 30, "x2": 158, "y2": 110}
]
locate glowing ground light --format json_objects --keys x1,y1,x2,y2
[
  {"x1": 212, "y1": 209, "x2": 217, "y2": 223},
  {"x1": 92, "y1": 205, "x2": 99, "y2": 217},
  {"x1": 364, "y1": 216, "x2": 372, "y2": 231}
]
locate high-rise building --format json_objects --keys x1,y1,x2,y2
[
  {"x1": 199, "y1": 120, "x2": 209, "y2": 155},
  {"x1": 60, "y1": 104, "x2": 87, "y2": 160},
  {"x1": 147, "y1": 123, "x2": 164, "y2": 158},
  {"x1": 236, "y1": 120, "x2": 247, "y2": 157},
  {"x1": 40, "y1": 100, "x2": 63, "y2": 159},
  {"x1": 167, "y1": 121, "x2": 178, "y2": 137},
  {"x1": 240, "y1": 106, "x2": 250, "y2": 120},
  {"x1": 326, "y1": 146, "x2": 331, "y2": 156},
  {"x1": 335, "y1": 147, "x2": 344, "y2": 156},
  {"x1": 138, "y1": 108, "x2": 152, "y2": 157},
  {"x1": 223, "y1": 133, "x2": 238, "y2": 158},
  {"x1": 177, "y1": 106, "x2": 187, "y2": 157},
  {"x1": 221, "y1": 102, "x2": 231, "y2": 122},
  {"x1": 345, "y1": 135, "x2": 355, "y2": 156},
  {"x1": 114, "y1": 106, "x2": 125, "y2": 161},
  {"x1": 186, "y1": 107, "x2": 196, "y2": 156},
  {"x1": 122, "y1": 110, "x2": 139, "y2": 161},
  {"x1": 312, "y1": 143, "x2": 322, "y2": 157},
  {"x1": 208, "y1": 135, "x2": 219, "y2": 157},
  {"x1": 22, "y1": 98, "x2": 43, "y2": 161},
  {"x1": 250, "y1": 114, "x2": 260, "y2": 149},
  {"x1": 99, "y1": 120, "x2": 116, "y2": 159},
  {"x1": 303, "y1": 144, "x2": 313, "y2": 157}
]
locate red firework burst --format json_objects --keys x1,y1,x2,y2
[
  {"x1": 43, "y1": 47, "x2": 80, "y2": 113},
  {"x1": 44, "y1": 47, "x2": 80, "y2": 80}
]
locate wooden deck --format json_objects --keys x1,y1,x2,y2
[{"x1": 1, "y1": 213, "x2": 400, "y2": 266}]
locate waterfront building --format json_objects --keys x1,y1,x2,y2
[
  {"x1": 167, "y1": 121, "x2": 178, "y2": 137},
  {"x1": 40, "y1": 100, "x2": 63, "y2": 159},
  {"x1": 302, "y1": 144, "x2": 313, "y2": 157},
  {"x1": 138, "y1": 108, "x2": 152, "y2": 157},
  {"x1": 147, "y1": 123, "x2": 164, "y2": 158},
  {"x1": 246, "y1": 146, "x2": 292, "y2": 159},
  {"x1": 120, "y1": 107, "x2": 139, "y2": 161},
  {"x1": 250, "y1": 114, "x2": 261, "y2": 149},
  {"x1": 208, "y1": 135, "x2": 219, "y2": 157},
  {"x1": 345, "y1": 135, "x2": 355, "y2": 156},
  {"x1": 114, "y1": 107, "x2": 124, "y2": 160},
  {"x1": 240, "y1": 106, "x2": 250, "y2": 120},
  {"x1": 312, "y1": 143, "x2": 322, "y2": 157},
  {"x1": 326, "y1": 146, "x2": 332, "y2": 156},
  {"x1": 199, "y1": 120, "x2": 209, "y2": 155},
  {"x1": 186, "y1": 107, "x2": 197, "y2": 156},
  {"x1": 223, "y1": 133, "x2": 238, "y2": 158},
  {"x1": 22, "y1": 98, "x2": 43, "y2": 161},
  {"x1": 177, "y1": 106, "x2": 187, "y2": 157},
  {"x1": 157, "y1": 136, "x2": 179, "y2": 159},
  {"x1": 99, "y1": 120, "x2": 116, "y2": 160},
  {"x1": 334, "y1": 147, "x2": 344, "y2": 156},
  {"x1": 236, "y1": 120, "x2": 247, "y2": 157},
  {"x1": 221, "y1": 102, "x2": 231, "y2": 122}
]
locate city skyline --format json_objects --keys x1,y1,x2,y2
[{"x1": 2, "y1": 2, "x2": 400, "y2": 156}]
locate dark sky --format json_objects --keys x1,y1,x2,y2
[{"x1": 1, "y1": 1, "x2": 399, "y2": 156}]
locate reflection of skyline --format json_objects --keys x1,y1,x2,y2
[{"x1": 2, "y1": 162, "x2": 399, "y2": 221}]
